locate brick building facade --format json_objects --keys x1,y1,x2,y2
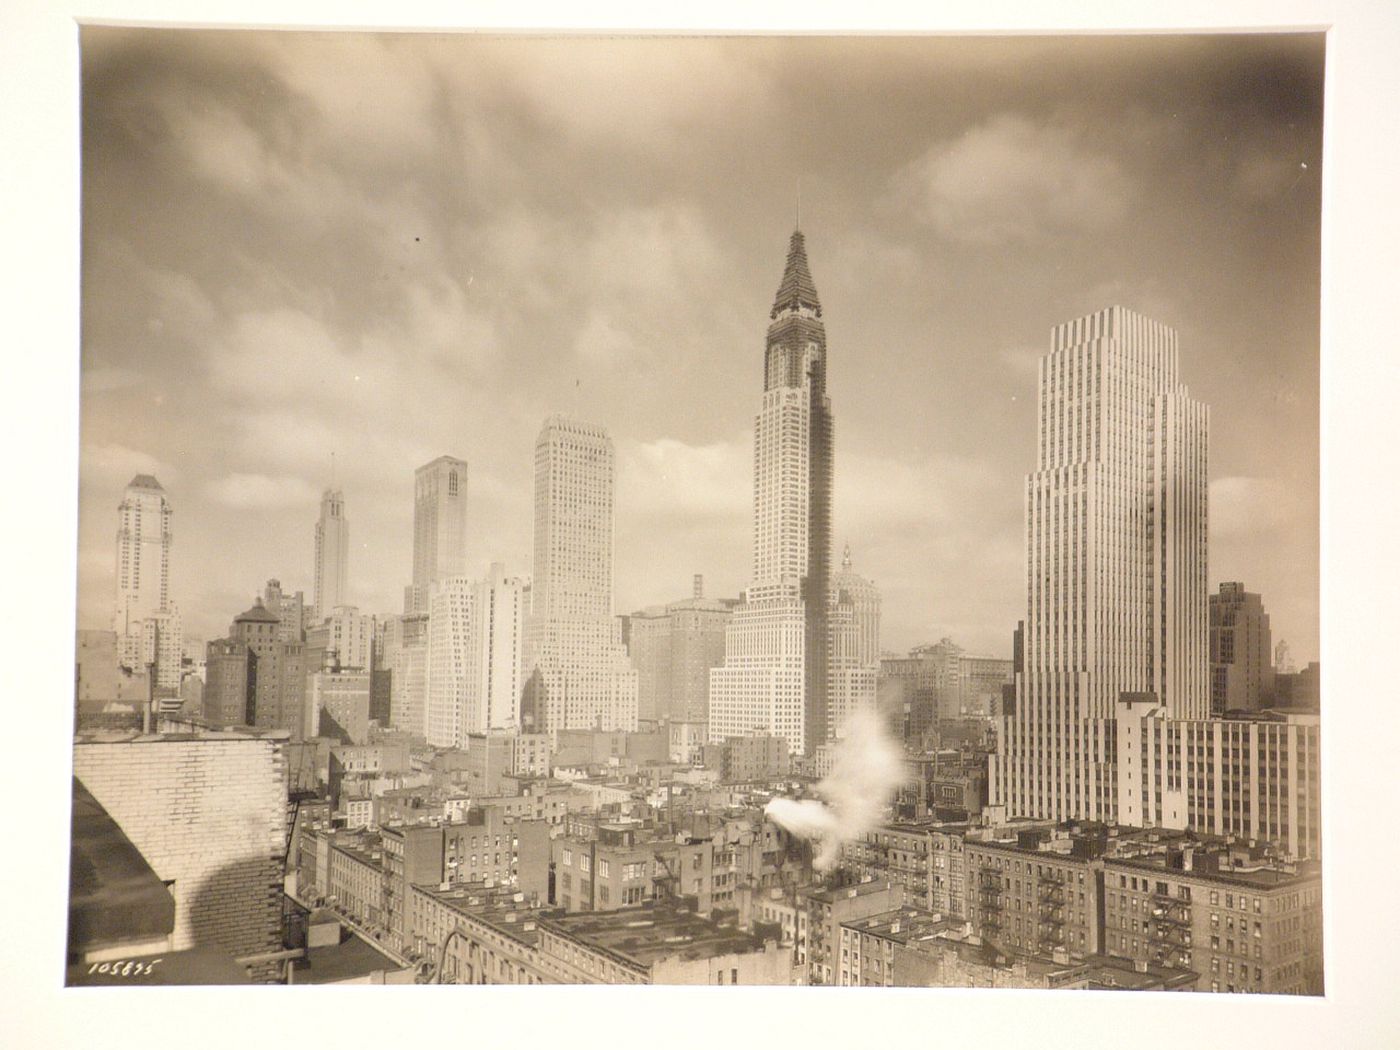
[{"x1": 71, "y1": 729, "x2": 288, "y2": 982}]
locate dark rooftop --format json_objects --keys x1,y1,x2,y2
[
  {"x1": 68, "y1": 777, "x2": 174, "y2": 958},
  {"x1": 542, "y1": 902, "x2": 770, "y2": 967}
]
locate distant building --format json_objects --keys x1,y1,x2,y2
[
  {"x1": 203, "y1": 638, "x2": 253, "y2": 727},
  {"x1": 522, "y1": 416, "x2": 638, "y2": 733},
  {"x1": 310, "y1": 669, "x2": 372, "y2": 745},
  {"x1": 709, "y1": 229, "x2": 854, "y2": 759},
  {"x1": 229, "y1": 597, "x2": 283, "y2": 729},
  {"x1": 323, "y1": 605, "x2": 373, "y2": 671},
  {"x1": 410, "y1": 456, "x2": 469, "y2": 615},
  {"x1": 263, "y1": 578, "x2": 306, "y2": 643},
  {"x1": 1210, "y1": 583, "x2": 1274, "y2": 714},
  {"x1": 880, "y1": 641, "x2": 1012, "y2": 744},
  {"x1": 113, "y1": 474, "x2": 172, "y2": 656},
  {"x1": 702, "y1": 734, "x2": 791, "y2": 783},
  {"x1": 1272, "y1": 661, "x2": 1320, "y2": 711},
  {"x1": 312, "y1": 488, "x2": 349, "y2": 624},
  {"x1": 624, "y1": 574, "x2": 734, "y2": 727}
]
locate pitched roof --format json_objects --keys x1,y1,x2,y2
[
  {"x1": 770, "y1": 229, "x2": 822, "y2": 318},
  {"x1": 127, "y1": 474, "x2": 164, "y2": 491}
]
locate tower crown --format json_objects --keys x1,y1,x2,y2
[{"x1": 770, "y1": 229, "x2": 822, "y2": 319}]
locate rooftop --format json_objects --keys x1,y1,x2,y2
[
  {"x1": 74, "y1": 725, "x2": 291, "y2": 745},
  {"x1": 69, "y1": 777, "x2": 174, "y2": 956},
  {"x1": 542, "y1": 903, "x2": 770, "y2": 966},
  {"x1": 293, "y1": 930, "x2": 411, "y2": 984},
  {"x1": 415, "y1": 882, "x2": 545, "y2": 946},
  {"x1": 805, "y1": 879, "x2": 898, "y2": 905},
  {"x1": 1106, "y1": 853, "x2": 1320, "y2": 889},
  {"x1": 840, "y1": 906, "x2": 963, "y2": 946}
]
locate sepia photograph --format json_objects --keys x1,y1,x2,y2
[{"x1": 62, "y1": 26, "x2": 1331, "y2": 995}]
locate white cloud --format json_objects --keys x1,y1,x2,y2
[
  {"x1": 205, "y1": 472, "x2": 322, "y2": 510},
  {"x1": 584, "y1": 205, "x2": 722, "y2": 299},
  {"x1": 573, "y1": 311, "x2": 640, "y2": 368},
  {"x1": 258, "y1": 34, "x2": 440, "y2": 160},
  {"x1": 472, "y1": 38, "x2": 773, "y2": 149},
  {"x1": 80, "y1": 443, "x2": 175, "y2": 492},
  {"x1": 1210, "y1": 475, "x2": 1294, "y2": 542},
  {"x1": 895, "y1": 114, "x2": 1131, "y2": 243},
  {"x1": 617, "y1": 434, "x2": 751, "y2": 520}
]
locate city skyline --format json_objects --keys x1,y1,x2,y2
[{"x1": 77, "y1": 31, "x2": 1322, "y2": 664}]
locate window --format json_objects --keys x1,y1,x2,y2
[{"x1": 598, "y1": 859, "x2": 610, "y2": 878}]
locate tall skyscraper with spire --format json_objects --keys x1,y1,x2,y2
[
  {"x1": 410, "y1": 455, "x2": 469, "y2": 615},
  {"x1": 991, "y1": 305, "x2": 1210, "y2": 824},
  {"x1": 522, "y1": 416, "x2": 638, "y2": 733},
  {"x1": 313, "y1": 488, "x2": 349, "y2": 624},
  {"x1": 710, "y1": 228, "x2": 874, "y2": 758}
]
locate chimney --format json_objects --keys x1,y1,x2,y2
[{"x1": 693, "y1": 574, "x2": 704, "y2": 599}]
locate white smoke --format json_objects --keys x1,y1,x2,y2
[{"x1": 764, "y1": 708, "x2": 909, "y2": 870}]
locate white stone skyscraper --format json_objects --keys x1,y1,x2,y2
[
  {"x1": 426, "y1": 575, "x2": 473, "y2": 748},
  {"x1": 423, "y1": 564, "x2": 527, "y2": 747},
  {"x1": 312, "y1": 488, "x2": 349, "y2": 624},
  {"x1": 113, "y1": 474, "x2": 181, "y2": 686},
  {"x1": 114, "y1": 475, "x2": 172, "y2": 637},
  {"x1": 828, "y1": 545, "x2": 881, "y2": 735},
  {"x1": 991, "y1": 305, "x2": 1210, "y2": 824},
  {"x1": 709, "y1": 228, "x2": 872, "y2": 758},
  {"x1": 410, "y1": 456, "x2": 468, "y2": 615},
  {"x1": 466, "y1": 563, "x2": 526, "y2": 734},
  {"x1": 522, "y1": 416, "x2": 638, "y2": 733}
]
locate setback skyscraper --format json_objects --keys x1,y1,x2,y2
[
  {"x1": 312, "y1": 488, "x2": 349, "y2": 624},
  {"x1": 991, "y1": 305, "x2": 1210, "y2": 823},
  {"x1": 710, "y1": 229, "x2": 874, "y2": 758},
  {"x1": 410, "y1": 456, "x2": 469, "y2": 615},
  {"x1": 1209, "y1": 581, "x2": 1274, "y2": 714},
  {"x1": 522, "y1": 416, "x2": 638, "y2": 733},
  {"x1": 113, "y1": 474, "x2": 171, "y2": 637}
]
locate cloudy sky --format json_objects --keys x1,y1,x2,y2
[{"x1": 77, "y1": 29, "x2": 1323, "y2": 661}]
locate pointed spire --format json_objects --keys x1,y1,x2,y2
[
  {"x1": 842, "y1": 542, "x2": 852, "y2": 571},
  {"x1": 771, "y1": 228, "x2": 821, "y2": 319}
]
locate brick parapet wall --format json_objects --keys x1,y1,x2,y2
[{"x1": 73, "y1": 733, "x2": 288, "y2": 982}]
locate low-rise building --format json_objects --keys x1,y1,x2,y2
[
  {"x1": 800, "y1": 879, "x2": 904, "y2": 985},
  {"x1": 1102, "y1": 847, "x2": 1323, "y2": 995},
  {"x1": 963, "y1": 830, "x2": 1103, "y2": 960}
]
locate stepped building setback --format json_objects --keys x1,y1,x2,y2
[{"x1": 709, "y1": 229, "x2": 878, "y2": 758}]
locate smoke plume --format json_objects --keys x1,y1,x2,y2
[{"x1": 764, "y1": 708, "x2": 909, "y2": 869}]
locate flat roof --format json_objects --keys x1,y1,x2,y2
[
  {"x1": 1106, "y1": 854, "x2": 1321, "y2": 889},
  {"x1": 415, "y1": 883, "x2": 545, "y2": 946},
  {"x1": 840, "y1": 906, "x2": 962, "y2": 946},
  {"x1": 294, "y1": 932, "x2": 410, "y2": 984},
  {"x1": 805, "y1": 879, "x2": 898, "y2": 904},
  {"x1": 541, "y1": 904, "x2": 769, "y2": 966}
]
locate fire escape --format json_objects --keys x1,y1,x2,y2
[
  {"x1": 1036, "y1": 873, "x2": 1067, "y2": 954},
  {"x1": 977, "y1": 869, "x2": 1004, "y2": 942},
  {"x1": 1149, "y1": 888, "x2": 1193, "y2": 968}
]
